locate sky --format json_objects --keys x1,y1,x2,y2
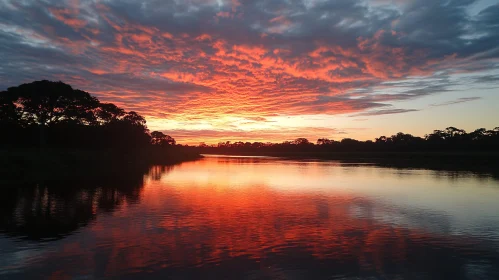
[{"x1": 0, "y1": 0, "x2": 498, "y2": 144}]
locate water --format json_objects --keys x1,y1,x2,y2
[{"x1": 1, "y1": 155, "x2": 499, "y2": 279}]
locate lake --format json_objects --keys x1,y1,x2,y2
[{"x1": 1, "y1": 155, "x2": 499, "y2": 279}]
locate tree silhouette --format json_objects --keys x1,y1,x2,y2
[
  {"x1": 94, "y1": 103, "x2": 125, "y2": 124},
  {"x1": 375, "y1": 136, "x2": 390, "y2": 144},
  {"x1": 151, "y1": 131, "x2": 176, "y2": 146},
  {"x1": 3, "y1": 81, "x2": 100, "y2": 126},
  {"x1": 0, "y1": 95, "x2": 19, "y2": 124},
  {"x1": 0, "y1": 80, "x2": 153, "y2": 150},
  {"x1": 444, "y1": 127, "x2": 465, "y2": 138},
  {"x1": 293, "y1": 138, "x2": 311, "y2": 145},
  {"x1": 317, "y1": 138, "x2": 334, "y2": 145},
  {"x1": 191, "y1": 125, "x2": 498, "y2": 156}
]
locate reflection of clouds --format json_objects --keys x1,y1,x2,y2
[
  {"x1": 1, "y1": 158, "x2": 499, "y2": 278},
  {"x1": 349, "y1": 198, "x2": 453, "y2": 235},
  {"x1": 153, "y1": 157, "x2": 499, "y2": 243},
  {"x1": 0, "y1": 168, "x2": 149, "y2": 241},
  {"x1": 29, "y1": 178, "x2": 496, "y2": 279}
]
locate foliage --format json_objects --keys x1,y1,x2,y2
[
  {"x1": 192, "y1": 126, "x2": 499, "y2": 154},
  {"x1": 151, "y1": 131, "x2": 176, "y2": 146},
  {"x1": 0, "y1": 80, "x2": 176, "y2": 151}
]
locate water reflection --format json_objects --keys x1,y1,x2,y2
[
  {"x1": 0, "y1": 167, "x2": 148, "y2": 240},
  {"x1": 1, "y1": 157, "x2": 499, "y2": 279}
]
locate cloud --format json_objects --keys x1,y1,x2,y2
[
  {"x1": 472, "y1": 75, "x2": 499, "y2": 84},
  {"x1": 352, "y1": 108, "x2": 419, "y2": 117},
  {"x1": 0, "y1": 0, "x2": 498, "y2": 141},
  {"x1": 430, "y1": 97, "x2": 482, "y2": 107}
]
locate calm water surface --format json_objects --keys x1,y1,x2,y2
[{"x1": 1, "y1": 156, "x2": 499, "y2": 279}]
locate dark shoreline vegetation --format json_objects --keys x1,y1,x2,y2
[
  {"x1": 185, "y1": 117, "x2": 499, "y2": 178},
  {"x1": 0, "y1": 80, "x2": 201, "y2": 183},
  {"x1": 191, "y1": 131, "x2": 499, "y2": 178},
  {"x1": 1, "y1": 80, "x2": 499, "y2": 183},
  {"x1": 190, "y1": 125, "x2": 499, "y2": 161}
]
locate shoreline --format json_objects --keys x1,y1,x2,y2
[
  {"x1": 0, "y1": 148, "x2": 203, "y2": 185},
  {"x1": 198, "y1": 150, "x2": 499, "y2": 160},
  {"x1": 3, "y1": 149, "x2": 499, "y2": 185},
  {"x1": 200, "y1": 151, "x2": 499, "y2": 178}
]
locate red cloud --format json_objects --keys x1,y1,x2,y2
[{"x1": 49, "y1": 8, "x2": 87, "y2": 29}]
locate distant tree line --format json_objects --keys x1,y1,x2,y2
[
  {"x1": 0, "y1": 80, "x2": 175, "y2": 151},
  {"x1": 192, "y1": 126, "x2": 499, "y2": 154}
]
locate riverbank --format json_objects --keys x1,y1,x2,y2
[
  {"x1": 0, "y1": 148, "x2": 203, "y2": 184},
  {"x1": 201, "y1": 151, "x2": 499, "y2": 178},
  {"x1": 200, "y1": 150, "x2": 499, "y2": 160}
]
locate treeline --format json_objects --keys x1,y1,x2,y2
[
  {"x1": 191, "y1": 127, "x2": 499, "y2": 155},
  {"x1": 0, "y1": 80, "x2": 176, "y2": 150},
  {"x1": 0, "y1": 81, "x2": 200, "y2": 169}
]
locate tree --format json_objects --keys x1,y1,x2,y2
[
  {"x1": 317, "y1": 138, "x2": 334, "y2": 145},
  {"x1": 123, "y1": 111, "x2": 147, "y2": 128},
  {"x1": 389, "y1": 133, "x2": 422, "y2": 144},
  {"x1": 445, "y1": 127, "x2": 466, "y2": 138},
  {"x1": 151, "y1": 131, "x2": 176, "y2": 146},
  {"x1": 425, "y1": 130, "x2": 446, "y2": 142},
  {"x1": 293, "y1": 138, "x2": 310, "y2": 145},
  {"x1": 3, "y1": 80, "x2": 100, "y2": 127},
  {"x1": 95, "y1": 103, "x2": 125, "y2": 124},
  {"x1": 341, "y1": 138, "x2": 360, "y2": 145},
  {"x1": 375, "y1": 136, "x2": 390, "y2": 144},
  {"x1": 0, "y1": 80, "x2": 154, "y2": 150},
  {"x1": 1, "y1": 81, "x2": 102, "y2": 147},
  {"x1": 470, "y1": 128, "x2": 487, "y2": 141},
  {"x1": 0, "y1": 95, "x2": 19, "y2": 124}
]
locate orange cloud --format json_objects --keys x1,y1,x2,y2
[{"x1": 49, "y1": 8, "x2": 87, "y2": 29}]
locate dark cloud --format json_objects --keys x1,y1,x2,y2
[
  {"x1": 430, "y1": 97, "x2": 482, "y2": 107},
  {"x1": 352, "y1": 108, "x2": 419, "y2": 117},
  {"x1": 472, "y1": 75, "x2": 499, "y2": 84}
]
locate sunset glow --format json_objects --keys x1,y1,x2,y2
[{"x1": 1, "y1": 0, "x2": 498, "y2": 144}]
